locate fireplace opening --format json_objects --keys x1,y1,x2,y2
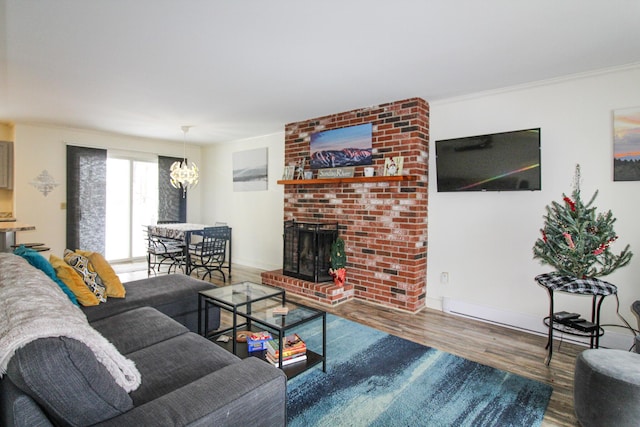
[{"x1": 283, "y1": 221, "x2": 338, "y2": 282}]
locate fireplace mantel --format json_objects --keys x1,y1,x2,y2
[{"x1": 277, "y1": 175, "x2": 418, "y2": 186}]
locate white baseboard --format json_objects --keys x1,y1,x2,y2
[{"x1": 441, "y1": 297, "x2": 635, "y2": 351}]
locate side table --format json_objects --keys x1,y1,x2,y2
[{"x1": 535, "y1": 273, "x2": 617, "y2": 365}]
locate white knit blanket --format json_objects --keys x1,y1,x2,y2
[{"x1": 0, "y1": 253, "x2": 141, "y2": 392}]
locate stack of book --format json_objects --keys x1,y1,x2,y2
[{"x1": 265, "y1": 333, "x2": 307, "y2": 367}]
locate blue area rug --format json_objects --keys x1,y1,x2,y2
[{"x1": 287, "y1": 314, "x2": 552, "y2": 427}]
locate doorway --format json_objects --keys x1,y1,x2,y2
[{"x1": 105, "y1": 156, "x2": 158, "y2": 262}]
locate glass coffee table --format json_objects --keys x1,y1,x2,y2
[
  {"x1": 198, "y1": 281, "x2": 326, "y2": 379},
  {"x1": 198, "y1": 281, "x2": 284, "y2": 354}
]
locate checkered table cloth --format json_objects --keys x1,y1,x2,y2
[{"x1": 535, "y1": 273, "x2": 617, "y2": 296}]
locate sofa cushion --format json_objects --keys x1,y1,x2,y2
[
  {"x1": 50, "y1": 254, "x2": 101, "y2": 306},
  {"x1": 82, "y1": 274, "x2": 220, "y2": 331},
  {"x1": 63, "y1": 249, "x2": 107, "y2": 302},
  {"x1": 13, "y1": 245, "x2": 78, "y2": 306},
  {"x1": 7, "y1": 337, "x2": 133, "y2": 427},
  {"x1": 126, "y1": 332, "x2": 240, "y2": 405},
  {"x1": 76, "y1": 250, "x2": 126, "y2": 298},
  {"x1": 90, "y1": 357, "x2": 287, "y2": 427},
  {"x1": 91, "y1": 307, "x2": 189, "y2": 354}
]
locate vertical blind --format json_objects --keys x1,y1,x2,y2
[
  {"x1": 158, "y1": 156, "x2": 187, "y2": 223},
  {"x1": 66, "y1": 145, "x2": 107, "y2": 252}
]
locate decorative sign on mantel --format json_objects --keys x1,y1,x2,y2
[{"x1": 317, "y1": 167, "x2": 355, "y2": 179}]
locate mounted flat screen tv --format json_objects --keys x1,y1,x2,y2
[{"x1": 435, "y1": 128, "x2": 541, "y2": 192}]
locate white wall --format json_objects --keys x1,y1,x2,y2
[
  {"x1": 13, "y1": 123, "x2": 202, "y2": 257},
  {"x1": 201, "y1": 132, "x2": 284, "y2": 270},
  {"x1": 427, "y1": 64, "x2": 640, "y2": 347}
]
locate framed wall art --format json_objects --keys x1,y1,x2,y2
[
  {"x1": 613, "y1": 106, "x2": 640, "y2": 181},
  {"x1": 233, "y1": 147, "x2": 268, "y2": 191},
  {"x1": 309, "y1": 123, "x2": 373, "y2": 169}
]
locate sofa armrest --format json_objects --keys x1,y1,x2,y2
[
  {"x1": 94, "y1": 357, "x2": 287, "y2": 427},
  {"x1": 0, "y1": 377, "x2": 54, "y2": 427}
]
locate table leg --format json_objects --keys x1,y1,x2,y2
[
  {"x1": 228, "y1": 228, "x2": 232, "y2": 278},
  {"x1": 184, "y1": 231, "x2": 192, "y2": 275},
  {"x1": 0, "y1": 231, "x2": 16, "y2": 253},
  {"x1": 545, "y1": 288, "x2": 554, "y2": 366},
  {"x1": 594, "y1": 295, "x2": 605, "y2": 348},
  {"x1": 322, "y1": 313, "x2": 327, "y2": 372},
  {"x1": 590, "y1": 295, "x2": 597, "y2": 348},
  {"x1": 198, "y1": 294, "x2": 203, "y2": 335},
  {"x1": 232, "y1": 307, "x2": 237, "y2": 354},
  {"x1": 204, "y1": 298, "x2": 210, "y2": 338},
  {"x1": 278, "y1": 330, "x2": 283, "y2": 368}
]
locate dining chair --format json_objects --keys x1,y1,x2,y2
[
  {"x1": 146, "y1": 226, "x2": 185, "y2": 276},
  {"x1": 187, "y1": 226, "x2": 229, "y2": 282}
]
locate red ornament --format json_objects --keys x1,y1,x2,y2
[
  {"x1": 563, "y1": 232, "x2": 575, "y2": 249},
  {"x1": 563, "y1": 196, "x2": 576, "y2": 212}
]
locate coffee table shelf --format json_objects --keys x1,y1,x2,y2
[{"x1": 213, "y1": 333, "x2": 324, "y2": 379}]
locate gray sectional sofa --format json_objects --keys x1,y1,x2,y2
[{"x1": 0, "y1": 253, "x2": 287, "y2": 427}]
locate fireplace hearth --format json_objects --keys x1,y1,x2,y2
[{"x1": 283, "y1": 221, "x2": 338, "y2": 282}]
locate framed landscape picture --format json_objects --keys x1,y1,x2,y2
[
  {"x1": 309, "y1": 123, "x2": 373, "y2": 169},
  {"x1": 233, "y1": 147, "x2": 268, "y2": 191},
  {"x1": 613, "y1": 106, "x2": 640, "y2": 181}
]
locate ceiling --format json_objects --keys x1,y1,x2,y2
[{"x1": 2, "y1": 1, "x2": 640, "y2": 145}]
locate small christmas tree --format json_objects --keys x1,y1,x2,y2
[
  {"x1": 329, "y1": 237, "x2": 347, "y2": 286},
  {"x1": 533, "y1": 165, "x2": 632, "y2": 278}
]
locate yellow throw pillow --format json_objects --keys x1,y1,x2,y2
[
  {"x1": 63, "y1": 249, "x2": 107, "y2": 303},
  {"x1": 50, "y1": 254, "x2": 100, "y2": 306},
  {"x1": 76, "y1": 250, "x2": 126, "y2": 298}
]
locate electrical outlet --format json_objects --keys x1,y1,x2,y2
[{"x1": 440, "y1": 272, "x2": 449, "y2": 284}]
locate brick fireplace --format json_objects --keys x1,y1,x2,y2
[{"x1": 261, "y1": 97, "x2": 429, "y2": 312}]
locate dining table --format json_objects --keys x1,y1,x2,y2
[{"x1": 147, "y1": 223, "x2": 232, "y2": 277}]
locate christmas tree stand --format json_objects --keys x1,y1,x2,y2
[{"x1": 536, "y1": 273, "x2": 617, "y2": 365}]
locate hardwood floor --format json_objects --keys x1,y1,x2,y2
[{"x1": 116, "y1": 262, "x2": 581, "y2": 426}]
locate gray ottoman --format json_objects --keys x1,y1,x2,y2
[{"x1": 574, "y1": 349, "x2": 640, "y2": 426}]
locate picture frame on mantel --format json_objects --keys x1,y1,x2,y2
[
  {"x1": 282, "y1": 165, "x2": 295, "y2": 180},
  {"x1": 384, "y1": 156, "x2": 404, "y2": 176}
]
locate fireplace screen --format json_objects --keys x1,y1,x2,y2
[{"x1": 283, "y1": 221, "x2": 338, "y2": 282}]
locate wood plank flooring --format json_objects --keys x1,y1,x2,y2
[{"x1": 116, "y1": 262, "x2": 581, "y2": 426}]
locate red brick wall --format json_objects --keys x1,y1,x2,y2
[{"x1": 282, "y1": 98, "x2": 429, "y2": 312}]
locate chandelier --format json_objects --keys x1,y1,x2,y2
[{"x1": 170, "y1": 125, "x2": 199, "y2": 195}]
